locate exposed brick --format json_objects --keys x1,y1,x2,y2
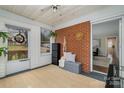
[{"x1": 56, "y1": 21, "x2": 90, "y2": 72}]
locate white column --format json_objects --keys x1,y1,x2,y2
[
  {"x1": 120, "y1": 17, "x2": 124, "y2": 76},
  {"x1": 120, "y1": 17, "x2": 124, "y2": 87},
  {"x1": 90, "y1": 23, "x2": 93, "y2": 72}
]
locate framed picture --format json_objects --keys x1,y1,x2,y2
[{"x1": 41, "y1": 28, "x2": 51, "y2": 54}]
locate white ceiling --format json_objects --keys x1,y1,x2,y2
[
  {"x1": 0, "y1": 5, "x2": 110, "y2": 26},
  {"x1": 92, "y1": 19, "x2": 119, "y2": 38}
]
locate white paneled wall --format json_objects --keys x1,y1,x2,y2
[{"x1": 0, "y1": 9, "x2": 52, "y2": 77}]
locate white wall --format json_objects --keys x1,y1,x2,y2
[
  {"x1": 0, "y1": 8, "x2": 52, "y2": 76},
  {"x1": 92, "y1": 20, "x2": 119, "y2": 37},
  {"x1": 0, "y1": 9, "x2": 53, "y2": 30},
  {"x1": 54, "y1": 6, "x2": 124, "y2": 30}
]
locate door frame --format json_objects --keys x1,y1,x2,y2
[
  {"x1": 90, "y1": 16, "x2": 122, "y2": 73},
  {"x1": 106, "y1": 36, "x2": 118, "y2": 59},
  {"x1": 6, "y1": 25, "x2": 31, "y2": 75}
]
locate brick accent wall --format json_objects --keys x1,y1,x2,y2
[{"x1": 55, "y1": 21, "x2": 91, "y2": 72}]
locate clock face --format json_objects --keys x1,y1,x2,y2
[{"x1": 75, "y1": 32, "x2": 83, "y2": 40}]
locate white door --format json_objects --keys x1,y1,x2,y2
[{"x1": 6, "y1": 25, "x2": 31, "y2": 75}]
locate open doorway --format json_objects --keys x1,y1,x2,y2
[
  {"x1": 107, "y1": 37, "x2": 119, "y2": 64},
  {"x1": 92, "y1": 19, "x2": 120, "y2": 74}
]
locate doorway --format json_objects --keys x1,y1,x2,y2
[
  {"x1": 92, "y1": 19, "x2": 120, "y2": 74},
  {"x1": 107, "y1": 37, "x2": 119, "y2": 64}
]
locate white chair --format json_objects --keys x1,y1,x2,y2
[{"x1": 59, "y1": 57, "x2": 65, "y2": 68}]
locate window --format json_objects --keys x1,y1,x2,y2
[
  {"x1": 6, "y1": 24, "x2": 29, "y2": 61},
  {"x1": 41, "y1": 28, "x2": 51, "y2": 54}
]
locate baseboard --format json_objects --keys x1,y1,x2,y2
[{"x1": 0, "y1": 64, "x2": 52, "y2": 79}]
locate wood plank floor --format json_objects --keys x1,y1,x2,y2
[
  {"x1": 93, "y1": 65, "x2": 108, "y2": 73},
  {"x1": 0, "y1": 65, "x2": 105, "y2": 88}
]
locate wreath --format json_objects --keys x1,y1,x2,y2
[{"x1": 14, "y1": 32, "x2": 25, "y2": 43}]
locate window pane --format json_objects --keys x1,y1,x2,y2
[
  {"x1": 41, "y1": 28, "x2": 50, "y2": 53},
  {"x1": 8, "y1": 29, "x2": 28, "y2": 61}
]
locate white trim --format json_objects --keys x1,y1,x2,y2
[
  {"x1": 90, "y1": 23, "x2": 93, "y2": 72},
  {"x1": 93, "y1": 70, "x2": 107, "y2": 75},
  {"x1": 119, "y1": 19, "x2": 122, "y2": 77},
  {"x1": 91, "y1": 16, "x2": 122, "y2": 73},
  {"x1": 28, "y1": 30, "x2": 31, "y2": 69},
  {"x1": 120, "y1": 16, "x2": 124, "y2": 79},
  {"x1": 41, "y1": 53, "x2": 51, "y2": 56},
  {"x1": 91, "y1": 16, "x2": 122, "y2": 25}
]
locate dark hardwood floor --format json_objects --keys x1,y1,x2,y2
[{"x1": 93, "y1": 65, "x2": 108, "y2": 73}]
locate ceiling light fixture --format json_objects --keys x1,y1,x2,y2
[
  {"x1": 52, "y1": 5, "x2": 58, "y2": 12},
  {"x1": 40, "y1": 5, "x2": 61, "y2": 14}
]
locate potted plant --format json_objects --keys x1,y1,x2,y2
[
  {"x1": 0, "y1": 47, "x2": 7, "y2": 56},
  {"x1": 49, "y1": 31, "x2": 57, "y2": 43},
  {"x1": 0, "y1": 32, "x2": 8, "y2": 43},
  {"x1": 0, "y1": 32, "x2": 8, "y2": 56}
]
